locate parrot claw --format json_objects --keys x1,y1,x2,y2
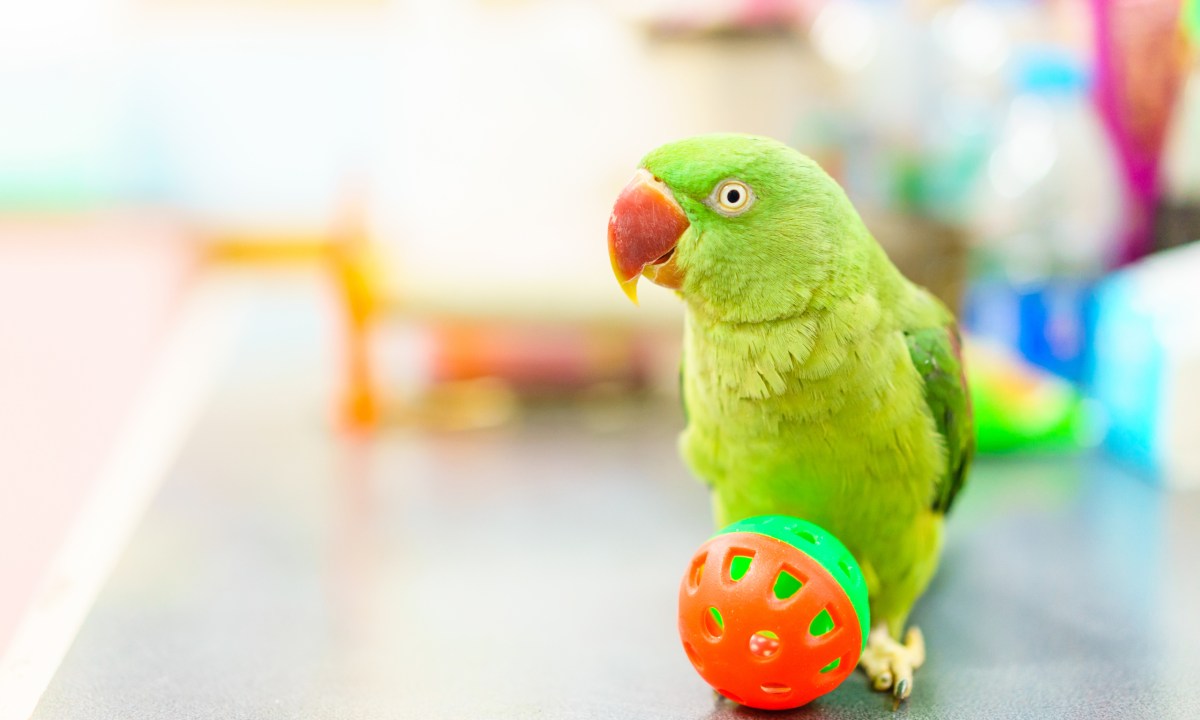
[{"x1": 859, "y1": 624, "x2": 925, "y2": 704}]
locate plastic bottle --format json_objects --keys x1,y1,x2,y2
[
  {"x1": 974, "y1": 48, "x2": 1123, "y2": 279},
  {"x1": 965, "y1": 48, "x2": 1124, "y2": 382}
]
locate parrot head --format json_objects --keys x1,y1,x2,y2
[{"x1": 608, "y1": 133, "x2": 869, "y2": 321}]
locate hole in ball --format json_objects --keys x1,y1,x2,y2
[
  {"x1": 688, "y1": 553, "x2": 706, "y2": 590},
  {"x1": 729, "y1": 554, "x2": 753, "y2": 582},
  {"x1": 749, "y1": 630, "x2": 780, "y2": 659},
  {"x1": 795, "y1": 530, "x2": 818, "y2": 545},
  {"x1": 703, "y1": 607, "x2": 725, "y2": 639},
  {"x1": 809, "y1": 609, "x2": 835, "y2": 636},
  {"x1": 772, "y1": 569, "x2": 802, "y2": 600}
]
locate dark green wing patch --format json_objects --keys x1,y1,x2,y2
[{"x1": 904, "y1": 325, "x2": 974, "y2": 514}]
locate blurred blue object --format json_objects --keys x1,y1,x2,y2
[
  {"x1": 1088, "y1": 243, "x2": 1200, "y2": 487},
  {"x1": 1088, "y1": 276, "x2": 1163, "y2": 472},
  {"x1": 1015, "y1": 46, "x2": 1090, "y2": 95},
  {"x1": 963, "y1": 280, "x2": 1094, "y2": 384}
]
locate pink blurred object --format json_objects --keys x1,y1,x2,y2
[
  {"x1": 0, "y1": 215, "x2": 194, "y2": 657},
  {"x1": 1091, "y1": 0, "x2": 1191, "y2": 265},
  {"x1": 737, "y1": 0, "x2": 803, "y2": 27}
]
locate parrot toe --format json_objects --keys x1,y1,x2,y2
[{"x1": 859, "y1": 624, "x2": 925, "y2": 703}]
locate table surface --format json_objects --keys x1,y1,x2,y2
[
  {"x1": 30, "y1": 286, "x2": 1200, "y2": 720},
  {"x1": 0, "y1": 220, "x2": 191, "y2": 654}
]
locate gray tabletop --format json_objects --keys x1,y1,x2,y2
[{"x1": 31, "y1": 296, "x2": 1200, "y2": 720}]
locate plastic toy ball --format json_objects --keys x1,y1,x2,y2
[{"x1": 678, "y1": 515, "x2": 870, "y2": 710}]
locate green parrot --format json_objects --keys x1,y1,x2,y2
[{"x1": 607, "y1": 134, "x2": 973, "y2": 700}]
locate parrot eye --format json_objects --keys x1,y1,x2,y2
[{"x1": 710, "y1": 180, "x2": 754, "y2": 216}]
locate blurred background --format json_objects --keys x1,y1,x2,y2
[{"x1": 2, "y1": 0, "x2": 1200, "y2": 716}]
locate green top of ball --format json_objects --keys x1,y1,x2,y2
[{"x1": 717, "y1": 515, "x2": 871, "y2": 650}]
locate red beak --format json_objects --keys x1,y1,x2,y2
[{"x1": 607, "y1": 169, "x2": 690, "y2": 304}]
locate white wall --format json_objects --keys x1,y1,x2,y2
[
  {"x1": 2, "y1": 0, "x2": 818, "y2": 315},
  {"x1": 373, "y1": 0, "x2": 814, "y2": 314}
]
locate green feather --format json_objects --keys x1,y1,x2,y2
[
  {"x1": 646, "y1": 134, "x2": 974, "y2": 635},
  {"x1": 904, "y1": 326, "x2": 974, "y2": 514}
]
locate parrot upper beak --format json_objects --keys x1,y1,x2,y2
[{"x1": 607, "y1": 169, "x2": 690, "y2": 304}]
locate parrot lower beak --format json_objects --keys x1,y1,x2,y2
[{"x1": 608, "y1": 169, "x2": 689, "y2": 304}]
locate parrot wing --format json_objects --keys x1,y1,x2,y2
[{"x1": 904, "y1": 324, "x2": 974, "y2": 514}]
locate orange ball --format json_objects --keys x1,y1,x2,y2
[{"x1": 678, "y1": 517, "x2": 868, "y2": 710}]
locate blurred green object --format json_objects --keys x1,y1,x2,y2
[
  {"x1": 1186, "y1": 0, "x2": 1200, "y2": 44},
  {"x1": 966, "y1": 340, "x2": 1090, "y2": 454}
]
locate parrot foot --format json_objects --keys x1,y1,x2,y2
[{"x1": 858, "y1": 624, "x2": 925, "y2": 702}]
